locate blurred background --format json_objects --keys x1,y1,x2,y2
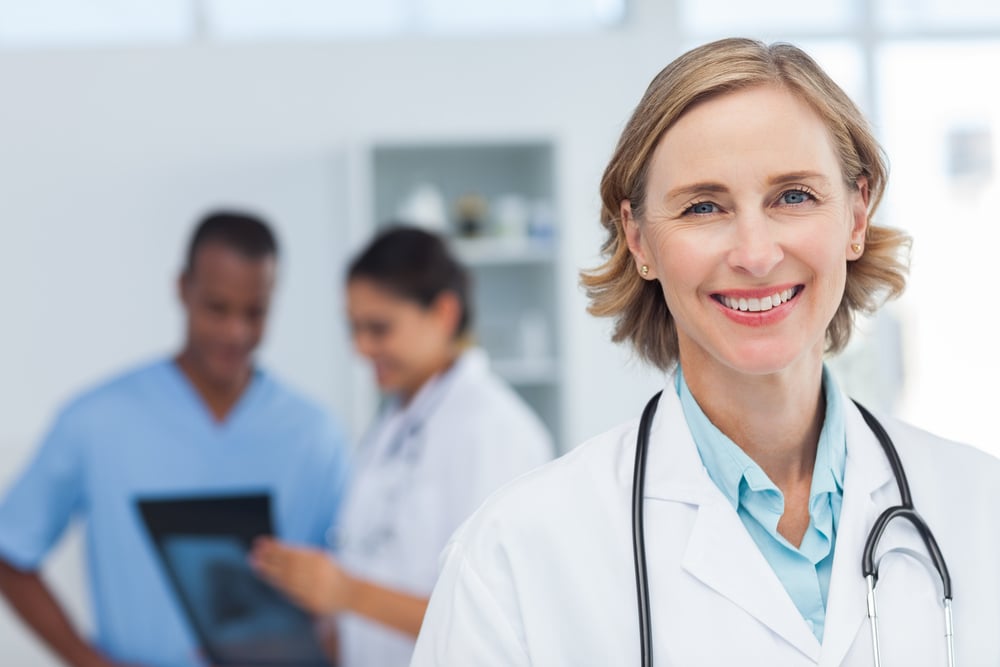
[{"x1": 2, "y1": 0, "x2": 999, "y2": 662}]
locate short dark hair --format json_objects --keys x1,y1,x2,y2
[
  {"x1": 348, "y1": 225, "x2": 472, "y2": 338},
  {"x1": 184, "y1": 210, "x2": 278, "y2": 273}
]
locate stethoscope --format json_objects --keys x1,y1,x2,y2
[{"x1": 631, "y1": 391, "x2": 955, "y2": 667}]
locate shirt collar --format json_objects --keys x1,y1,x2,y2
[{"x1": 675, "y1": 366, "x2": 846, "y2": 513}]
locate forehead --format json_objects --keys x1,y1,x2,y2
[
  {"x1": 651, "y1": 85, "x2": 843, "y2": 187},
  {"x1": 188, "y1": 242, "x2": 275, "y2": 291},
  {"x1": 347, "y1": 278, "x2": 408, "y2": 310}
]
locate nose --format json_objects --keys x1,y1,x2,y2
[
  {"x1": 726, "y1": 211, "x2": 783, "y2": 277},
  {"x1": 222, "y1": 314, "x2": 254, "y2": 345},
  {"x1": 353, "y1": 330, "x2": 375, "y2": 358}
]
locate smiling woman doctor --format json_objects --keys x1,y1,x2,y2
[
  {"x1": 411, "y1": 39, "x2": 1000, "y2": 666},
  {"x1": 251, "y1": 226, "x2": 552, "y2": 667}
]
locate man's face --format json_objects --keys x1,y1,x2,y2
[{"x1": 179, "y1": 243, "x2": 276, "y2": 388}]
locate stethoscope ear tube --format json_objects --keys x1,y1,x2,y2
[
  {"x1": 633, "y1": 391, "x2": 662, "y2": 667},
  {"x1": 852, "y1": 400, "x2": 913, "y2": 507}
]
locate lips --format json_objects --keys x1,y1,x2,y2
[{"x1": 714, "y1": 285, "x2": 802, "y2": 313}]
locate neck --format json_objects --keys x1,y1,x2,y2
[
  {"x1": 175, "y1": 351, "x2": 252, "y2": 422},
  {"x1": 399, "y1": 348, "x2": 462, "y2": 407},
  {"x1": 681, "y1": 355, "x2": 825, "y2": 490}
]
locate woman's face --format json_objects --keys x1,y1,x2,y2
[
  {"x1": 624, "y1": 84, "x2": 868, "y2": 381},
  {"x1": 346, "y1": 278, "x2": 458, "y2": 399}
]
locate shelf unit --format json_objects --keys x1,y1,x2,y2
[{"x1": 366, "y1": 140, "x2": 563, "y2": 447}]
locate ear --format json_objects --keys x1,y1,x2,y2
[
  {"x1": 178, "y1": 271, "x2": 192, "y2": 307},
  {"x1": 430, "y1": 291, "x2": 463, "y2": 338},
  {"x1": 622, "y1": 200, "x2": 655, "y2": 280},
  {"x1": 848, "y1": 177, "x2": 870, "y2": 260}
]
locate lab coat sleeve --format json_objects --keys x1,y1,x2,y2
[
  {"x1": 439, "y1": 405, "x2": 552, "y2": 546},
  {"x1": 410, "y1": 540, "x2": 531, "y2": 667},
  {"x1": 0, "y1": 407, "x2": 85, "y2": 570}
]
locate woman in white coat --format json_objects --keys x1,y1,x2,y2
[
  {"x1": 411, "y1": 38, "x2": 1000, "y2": 665},
  {"x1": 251, "y1": 225, "x2": 553, "y2": 667}
]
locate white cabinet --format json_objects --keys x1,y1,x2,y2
[{"x1": 363, "y1": 141, "x2": 564, "y2": 447}]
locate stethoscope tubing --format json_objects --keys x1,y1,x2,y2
[{"x1": 632, "y1": 390, "x2": 662, "y2": 667}]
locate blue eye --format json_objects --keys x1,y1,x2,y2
[
  {"x1": 686, "y1": 201, "x2": 717, "y2": 215},
  {"x1": 781, "y1": 190, "x2": 812, "y2": 205}
]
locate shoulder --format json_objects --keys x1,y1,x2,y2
[
  {"x1": 428, "y1": 356, "x2": 555, "y2": 466},
  {"x1": 252, "y1": 371, "x2": 349, "y2": 460},
  {"x1": 255, "y1": 370, "x2": 344, "y2": 431},
  {"x1": 881, "y1": 414, "x2": 1000, "y2": 490},
  {"x1": 55, "y1": 358, "x2": 169, "y2": 426},
  {"x1": 451, "y1": 419, "x2": 636, "y2": 547},
  {"x1": 437, "y1": 351, "x2": 548, "y2": 432}
]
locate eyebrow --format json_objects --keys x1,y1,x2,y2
[
  {"x1": 767, "y1": 170, "x2": 832, "y2": 187},
  {"x1": 664, "y1": 182, "x2": 728, "y2": 201},
  {"x1": 664, "y1": 171, "x2": 833, "y2": 202}
]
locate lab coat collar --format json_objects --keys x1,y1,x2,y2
[
  {"x1": 637, "y1": 377, "x2": 897, "y2": 663},
  {"x1": 634, "y1": 377, "x2": 714, "y2": 505},
  {"x1": 636, "y1": 381, "x2": 821, "y2": 659}
]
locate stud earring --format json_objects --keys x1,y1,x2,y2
[
  {"x1": 640, "y1": 265, "x2": 649, "y2": 277},
  {"x1": 851, "y1": 243, "x2": 863, "y2": 254}
]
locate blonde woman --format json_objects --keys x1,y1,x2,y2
[{"x1": 411, "y1": 39, "x2": 1000, "y2": 665}]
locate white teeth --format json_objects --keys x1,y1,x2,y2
[{"x1": 721, "y1": 287, "x2": 797, "y2": 313}]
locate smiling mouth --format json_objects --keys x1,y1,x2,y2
[{"x1": 713, "y1": 286, "x2": 802, "y2": 313}]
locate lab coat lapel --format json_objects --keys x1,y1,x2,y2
[
  {"x1": 681, "y1": 501, "x2": 822, "y2": 661},
  {"x1": 642, "y1": 385, "x2": 821, "y2": 662},
  {"x1": 818, "y1": 396, "x2": 895, "y2": 667}
]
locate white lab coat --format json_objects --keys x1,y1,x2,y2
[
  {"x1": 411, "y1": 379, "x2": 1000, "y2": 666},
  {"x1": 334, "y1": 348, "x2": 553, "y2": 667}
]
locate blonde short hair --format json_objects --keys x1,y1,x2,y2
[{"x1": 582, "y1": 37, "x2": 910, "y2": 370}]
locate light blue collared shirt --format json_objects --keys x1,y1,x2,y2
[{"x1": 676, "y1": 366, "x2": 846, "y2": 643}]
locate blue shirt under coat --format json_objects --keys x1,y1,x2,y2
[{"x1": 676, "y1": 366, "x2": 846, "y2": 643}]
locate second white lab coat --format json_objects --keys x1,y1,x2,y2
[
  {"x1": 334, "y1": 348, "x2": 553, "y2": 667},
  {"x1": 411, "y1": 379, "x2": 1000, "y2": 665}
]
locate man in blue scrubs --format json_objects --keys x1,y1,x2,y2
[{"x1": 0, "y1": 212, "x2": 351, "y2": 667}]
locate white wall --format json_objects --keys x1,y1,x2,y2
[{"x1": 0, "y1": 3, "x2": 672, "y2": 663}]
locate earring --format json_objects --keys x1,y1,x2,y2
[
  {"x1": 851, "y1": 243, "x2": 863, "y2": 254},
  {"x1": 640, "y1": 265, "x2": 649, "y2": 277}
]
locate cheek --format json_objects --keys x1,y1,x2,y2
[
  {"x1": 246, "y1": 324, "x2": 265, "y2": 343},
  {"x1": 188, "y1": 312, "x2": 218, "y2": 336},
  {"x1": 654, "y1": 231, "x2": 713, "y2": 295},
  {"x1": 377, "y1": 323, "x2": 420, "y2": 364}
]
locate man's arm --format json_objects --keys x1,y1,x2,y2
[{"x1": 0, "y1": 558, "x2": 121, "y2": 667}]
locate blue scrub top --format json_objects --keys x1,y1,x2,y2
[{"x1": 0, "y1": 359, "x2": 351, "y2": 667}]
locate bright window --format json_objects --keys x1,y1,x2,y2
[
  {"x1": 878, "y1": 0, "x2": 1000, "y2": 30},
  {"x1": 0, "y1": 0, "x2": 192, "y2": 48},
  {"x1": 0, "y1": 0, "x2": 626, "y2": 48}
]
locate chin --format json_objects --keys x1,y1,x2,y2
[
  {"x1": 207, "y1": 359, "x2": 251, "y2": 386},
  {"x1": 375, "y1": 376, "x2": 400, "y2": 394},
  {"x1": 724, "y1": 338, "x2": 823, "y2": 377}
]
